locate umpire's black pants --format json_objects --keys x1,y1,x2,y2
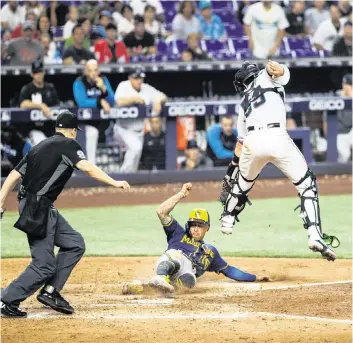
[{"x1": 1, "y1": 200, "x2": 85, "y2": 305}]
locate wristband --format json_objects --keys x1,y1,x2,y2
[{"x1": 232, "y1": 154, "x2": 239, "y2": 165}]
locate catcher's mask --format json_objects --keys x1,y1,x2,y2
[
  {"x1": 233, "y1": 61, "x2": 260, "y2": 95},
  {"x1": 185, "y1": 208, "x2": 210, "y2": 236}
]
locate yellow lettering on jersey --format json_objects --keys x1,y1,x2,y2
[
  {"x1": 201, "y1": 256, "x2": 210, "y2": 270},
  {"x1": 203, "y1": 247, "x2": 214, "y2": 258},
  {"x1": 180, "y1": 235, "x2": 201, "y2": 248}
]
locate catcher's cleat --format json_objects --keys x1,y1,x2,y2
[
  {"x1": 220, "y1": 213, "x2": 235, "y2": 235},
  {"x1": 150, "y1": 275, "x2": 175, "y2": 293},
  {"x1": 37, "y1": 289, "x2": 74, "y2": 314},
  {"x1": 308, "y1": 239, "x2": 337, "y2": 262}
]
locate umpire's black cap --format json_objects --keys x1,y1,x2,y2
[
  {"x1": 55, "y1": 111, "x2": 82, "y2": 131},
  {"x1": 129, "y1": 67, "x2": 146, "y2": 79}
]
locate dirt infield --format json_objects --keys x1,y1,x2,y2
[
  {"x1": 4, "y1": 174, "x2": 352, "y2": 210},
  {"x1": 2, "y1": 175, "x2": 352, "y2": 342},
  {"x1": 1, "y1": 257, "x2": 352, "y2": 343}
]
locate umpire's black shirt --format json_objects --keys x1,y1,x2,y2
[{"x1": 15, "y1": 133, "x2": 86, "y2": 202}]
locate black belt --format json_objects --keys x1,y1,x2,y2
[{"x1": 247, "y1": 123, "x2": 280, "y2": 132}]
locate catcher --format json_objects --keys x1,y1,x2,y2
[{"x1": 149, "y1": 183, "x2": 270, "y2": 292}]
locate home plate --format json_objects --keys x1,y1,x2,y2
[{"x1": 128, "y1": 299, "x2": 174, "y2": 305}]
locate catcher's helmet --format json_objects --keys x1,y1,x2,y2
[
  {"x1": 186, "y1": 208, "x2": 211, "y2": 233},
  {"x1": 233, "y1": 61, "x2": 260, "y2": 94}
]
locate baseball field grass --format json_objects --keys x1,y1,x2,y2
[{"x1": 1, "y1": 194, "x2": 351, "y2": 258}]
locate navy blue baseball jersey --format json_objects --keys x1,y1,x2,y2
[{"x1": 163, "y1": 218, "x2": 228, "y2": 277}]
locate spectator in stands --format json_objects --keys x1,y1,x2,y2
[
  {"x1": 79, "y1": 1, "x2": 111, "y2": 24},
  {"x1": 112, "y1": 1, "x2": 124, "y2": 25},
  {"x1": 63, "y1": 6, "x2": 79, "y2": 39},
  {"x1": 313, "y1": 5, "x2": 344, "y2": 52},
  {"x1": 338, "y1": 0, "x2": 352, "y2": 17},
  {"x1": 37, "y1": 15, "x2": 54, "y2": 40},
  {"x1": 180, "y1": 140, "x2": 213, "y2": 170},
  {"x1": 46, "y1": 0, "x2": 69, "y2": 27},
  {"x1": 118, "y1": 4, "x2": 135, "y2": 37},
  {"x1": 130, "y1": 0, "x2": 165, "y2": 22},
  {"x1": 0, "y1": 0, "x2": 26, "y2": 30},
  {"x1": 236, "y1": 0, "x2": 251, "y2": 25},
  {"x1": 24, "y1": 1, "x2": 45, "y2": 17},
  {"x1": 114, "y1": 68, "x2": 167, "y2": 173},
  {"x1": 124, "y1": 15, "x2": 156, "y2": 56},
  {"x1": 96, "y1": 10, "x2": 113, "y2": 39},
  {"x1": 172, "y1": 1, "x2": 202, "y2": 40},
  {"x1": 90, "y1": 30, "x2": 104, "y2": 53},
  {"x1": 144, "y1": 5, "x2": 168, "y2": 39},
  {"x1": 94, "y1": 23, "x2": 129, "y2": 64},
  {"x1": 6, "y1": 21, "x2": 44, "y2": 65},
  {"x1": 73, "y1": 59, "x2": 115, "y2": 164},
  {"x1": 40, "y1": 33, "x2": 61, "y2": 64},
  {"x1": 63, "y1": 25, "x2": 95, "y2": 65},
  {"x1": 285, "y1": 1, "x2": 306, "y2": 36},
  {"x1": 65, "y1": 18, "x2": 91, "y2": 50},
  {"x1": 140, "y1": 116, "x2": 166, "y2": 171},
  {"x1": 198, "y1": 1, "x2": 227, "y2": 41},
  {"x1": 19, "y1": 59, "x2": 60, "y2": 144},
  {"x1": 337, "y1": 73, "x2": 352, "y2": 162},
  {"x1": 11, "y1": 11, "x2": 39, "y2": 39},
  {"x1": 243, "y1": 0, "x2": 289, "y2": 59},
  {"x1": 333, "y1": 21, "x2": 352, "y2": 56},
  {"x1": 1, "y1": 31, "x2": 13, "y2": 64},
  {"x1": 304, "y1": 0, "x2": 330, "y2": 36},
  {"x1": 206, "y1": 116, "x2": 238, "y2": 167},
  {"x1": 181, "y1": 33, "x2": 211, "y2": 61}
]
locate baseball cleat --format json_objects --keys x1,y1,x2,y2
[
  {"x1": 220, "y1": 214, "x2": 235, "y2": 235},
  {"x1": 37, "y1": 289, "x2": 74, "y2": 314},
  {"x1": 309, "y1": 239, "x2": 337, "y2": 261},
  {"x1": 1, "y1": 301, "x2": 27, "y2": 318},
  {"x1": 150, "y1": 275, "x2": 175, "y2": 293}
]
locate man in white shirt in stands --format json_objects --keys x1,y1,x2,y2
[
  {"x1": 243, "y1": 0, "x2": 289, "y2": 59},
  {"x1": 0, "y1": 0, "x2": 26, "y2": 30},
  {"x1": 114, "y1": 68, "x2": 167, "y2": 173},
  {"x1": 313, "y1": 4, "x2": 346, "y2": 52}
]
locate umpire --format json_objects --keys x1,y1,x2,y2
[{"x1": 0, "y1": 110, "x2": 130, "y2": 318}]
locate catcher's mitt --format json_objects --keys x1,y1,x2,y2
[{"x1": 218, "y1": 176, "x2": 235, "y2": 205}]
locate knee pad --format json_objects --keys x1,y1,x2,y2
[
  {"x1": 177, "y1": 273, "x2": 196, "y2": 289},
  {"x1": 156, "y1": 260, "x2": 181, "y2": 276}
]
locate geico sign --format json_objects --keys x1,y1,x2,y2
[
  {"x1": 168, "y1": 105, "x2": 206, "y2": 116},
  {"x1": 30, "y1": 108, "x2": 67, "y2": 121},
  {"x1": 101, "y1": 107, "x2": 139, "y2": 119},
  {"x1": 309, "y1": 99, "x2": 345, "y2": 111}
]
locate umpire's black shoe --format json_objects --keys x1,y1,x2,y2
[
  {"x1": 1, "y1": 301, "x2": 27, "y2": 318},
  {"x1": 37, "y1": 289, "x2": 74, "y2": 314}
]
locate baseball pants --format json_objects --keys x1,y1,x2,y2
[
  {"x1": 239, "y1": 128, "x2": 308, "y2": 190},
  {"x1": 156, "y1": 249, "x2": 196, "y2": 285},
  {"x1": 1, "y1": 200, "x2": 85, "y2": 306},
  {"x1": 113, "y1": 124, "x2": 144, "y2": 173},
  {"x1": 337, "y1": 129, "x2": 352, "y2": 163}
]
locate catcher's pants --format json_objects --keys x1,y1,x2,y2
[
  {"x1": 113, "y1": 124, "x2": 144, "y2": 173},
  {"x1": 156, "y1": 249, "x2": 196, "y2": 285},
  {"x1": 240, "y1": 127, "x2": 308, "y2": 187},
  {"x1": 337, "y1": 129, "x2": 352, "y2": 163},
  {"x1": 1, "y1": 200, "x2": 85, "y2": 306},
  {"x1": 29, "y1": 125, "x2": 99, "y2": 165}
]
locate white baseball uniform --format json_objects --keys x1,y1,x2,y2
[
  {"x1": 114, "y1": 80, "x2": 165, "y2": 173},
  {"x1": 222, "y1": 64, "x2": 322, "y2": 243}
]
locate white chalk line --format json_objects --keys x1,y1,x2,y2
[
  {"x1": 25, "y1": 311, "x2": 352, "y2": 324},
  {"x1": 259, "y1": 280, "x2": 352, "y2": 291}
]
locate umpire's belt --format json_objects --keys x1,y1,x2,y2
[{"x1": 247, "y1": 123, "x2": 280, "y2": 132}]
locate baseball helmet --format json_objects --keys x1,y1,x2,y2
[
  {"x1": 186, "y1": 208, "x2": 211, "y2": 233},
  {"x1": 233, "y1": 61, "x2": 260, "y2": 94}
]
